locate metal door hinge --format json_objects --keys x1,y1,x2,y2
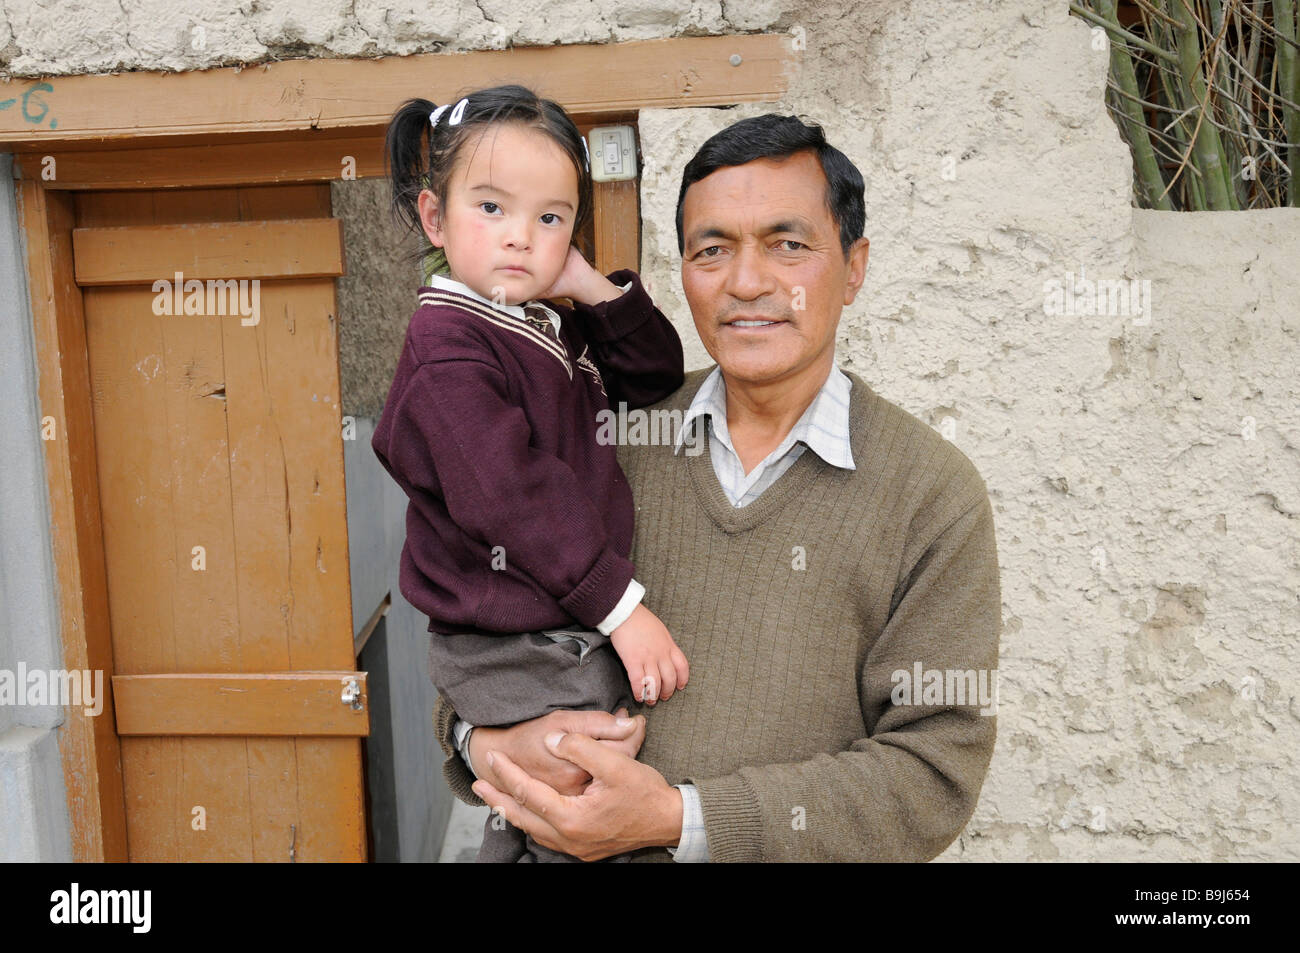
[{"x1": 341, "y1": 677, "x2": 363, "y2": 710}]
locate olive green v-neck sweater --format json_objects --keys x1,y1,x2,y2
[{"x1": 434, "y1": 365, "x2": 1001, "y2": 862}]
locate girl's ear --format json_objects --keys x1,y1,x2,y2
[{"x1": 418, "y1": 189, "x2": 445, "y2": 248}]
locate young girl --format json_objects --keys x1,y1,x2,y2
[{"x1": 371, "y1": 85, "x2": 689, "y2": 863}]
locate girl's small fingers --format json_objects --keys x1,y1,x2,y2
[
  {"x1": 657, "y1": 659, "x2": 678, "y2": 701},
  {"x1": 623, "y1": 661, "x2": 642, "y2": 701},
  {"x1": 672, "y1": 648, "x2": 689, "y2": 687},
  {"x1": 638, "y1": 672, "x2": 658, "y2": 705}
]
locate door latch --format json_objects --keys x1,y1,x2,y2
[{"x1": 341, "y1": 677, "x2": 363, "y2": 710}]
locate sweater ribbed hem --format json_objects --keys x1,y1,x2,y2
[
  {"x1": 558, "y1": 547, "x2": 636, "y2": 628},
  {"x1": 433, "y1": 693, "x2": 485, "y2": 807},
  {"x1": 688, "y1": 772, "x2": 764, "y2": 863}
]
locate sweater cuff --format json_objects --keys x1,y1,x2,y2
[
  {"x1": 573, "y1": 270, "x2": 653, "y2": 343},
  {"x1": 686, "y1": 772, "x2": 764, "y2": 863},
  {"x1": 433, "y1": 693, "x2": 485, "y2": 807},
  {"x1": 557, "y1": 547, "x2": 636, "y2": 628},
  {"x1": 595, "y1": 578, "x2": 644, "y2": 635}
]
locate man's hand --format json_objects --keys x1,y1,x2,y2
[
  {"x1": 472, "y1": 730, "x2": 683, "y2": 861},
  {"x1": 610, "y1": 603, "x2": 689, "y2": 705},
  {"x1": 466, "y1": 707, "x2": 644, "y2": 797}
]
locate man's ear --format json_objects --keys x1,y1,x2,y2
[
  {"x1": 842, "y1": 237, "x2": 870, "y2": 306},
  {"x1": 418, "y1": 189, "x2": 445, "y2": 248}
]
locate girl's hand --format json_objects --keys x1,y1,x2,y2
[
  {"x1": 540, "y1": 246, "x2": 623, "y2": 307},
  {"x1": 609, "y1": 604, "x2": 690, "y2": 706}
]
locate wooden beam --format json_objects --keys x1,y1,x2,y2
[
  {"x1": 16, "y1": 114, "x2": 645, "y2": 195},
  {"x1": 0, "y1": 34, "x2": 797, "y2": 149},
  {"x1": 113, "y1": 673, "x2": 371, "y2": 736},
  {"x1": 73, "y1": 218, "x2": 346, "y2": 285},
  {"x1": 14, "y1": 134, "x2": 388, "y2": 191},
  {"x1": 18, "y1": 179, "x2": 129, "y2": 863}
]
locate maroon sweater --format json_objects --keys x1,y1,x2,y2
[{"x1": 372, "y1": 270, "x2": 684, "y2": 636}]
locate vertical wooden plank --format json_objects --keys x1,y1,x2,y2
[
  {"x1": 82, "y1": 285, "x2": 179, "y2": 675},
  {"x1": 248, "y1": 738, "x2": 300, "y2": 862},
  {"x1": 593, "y1": 177, "x2": 641, "y2": 276},
  {"x1": 160, "y1": 303, "x2": 242, "y2": 672},
  {"x1": 19, "y1": 179, "x2": 128, "y2": 862},
  {"x1": 178, "y1": 737, "x2": 256, "y2": 860},
  {"x1": 267, "y1": 280, "x2": 354, "y2": 669},
  {"x1": 222, "y1": 298, "x2": 299, "y2": 674},
  {"x1": 276, "y1": 259, "x2": 364, "y2": 859},
  {"x1": 221, "y1": 285, "x2": 304, "y2": 860},
  {"x1": 118, "y1": 737, "x2": 179, "y2": 861},
  {"x1": 294, "y1": 739, "x2": 366, "y2": 861}
]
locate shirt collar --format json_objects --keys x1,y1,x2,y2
[
  {"x1": 425, "y1": 273, "x2": 560, "y2": 331},
  {"x1": 674, "y1": 363, "x2": 856, "y2": 470}
]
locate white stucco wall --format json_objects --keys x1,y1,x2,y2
[{"x1": 1, "y1": 0, "x2": 1295, "y2": 860}]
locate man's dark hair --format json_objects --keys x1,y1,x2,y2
[{"x1": 675, "y1": 114, "x2": 866, "y2": 258}]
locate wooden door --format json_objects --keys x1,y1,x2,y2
[{"x1": 72, "y1": 183, "x2": 367, "y2": 861}]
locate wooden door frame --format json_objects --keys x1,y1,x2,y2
[{"x1": 6, "y1": 33, "x2": 797, "y2": 862}]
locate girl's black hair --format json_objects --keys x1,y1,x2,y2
[{"x1": 385, "y1": 84, "x2": 594, "y2": 277}]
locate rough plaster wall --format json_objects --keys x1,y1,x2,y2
[
  {"x1": 332, "y1": 176, "x2": 423, "y2": 418},
  {"x1": 0, "y1": 0, "x2": 758, "y2": 77},
  {"x1": 3, "y1": 0, "x2": 1296, "y2": 860}
]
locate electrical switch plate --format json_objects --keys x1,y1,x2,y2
[{"x1": 587, "y1": 125, "x2": 638, "y2": 182}]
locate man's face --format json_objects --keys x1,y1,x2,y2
[{"x1": 680, "y1": 151, "x2": 869, "y2": 389}]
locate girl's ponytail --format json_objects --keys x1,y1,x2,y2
[{"x1": 385, "y1": 97, "x2": 436, "y2": 237}]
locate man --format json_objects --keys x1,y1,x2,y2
[{"x1": 432, "y1": 114, "x2": 1001, "y2": 862}]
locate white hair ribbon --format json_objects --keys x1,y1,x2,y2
[
  {"x1": 429, "y1": 104, "x2": 450, "y2": 128},
  {"x1": 448, "y1": 97, "x2": 469, "y2": 126},
  {"x1": 580, "y1": 135, "x2": 590, "y2": 170}
]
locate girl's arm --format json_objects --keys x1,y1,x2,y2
[
  {"x1": 565, "y1": 269, "x2": 685, "y2": 411},
  {"x1": 542, "y1": 249, "x2": 684, "y2": 410}
]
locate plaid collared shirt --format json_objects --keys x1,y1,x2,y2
[
  {"x1": 672, "y1": 362, "x2": 856, "y2": 507},
  {"x1": 666, "y1": 361, "x2": 856, "y2": 862}
]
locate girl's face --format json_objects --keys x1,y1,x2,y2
[{"x1": 421, "y1": 122, "x2": 579, "y2": 305}]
